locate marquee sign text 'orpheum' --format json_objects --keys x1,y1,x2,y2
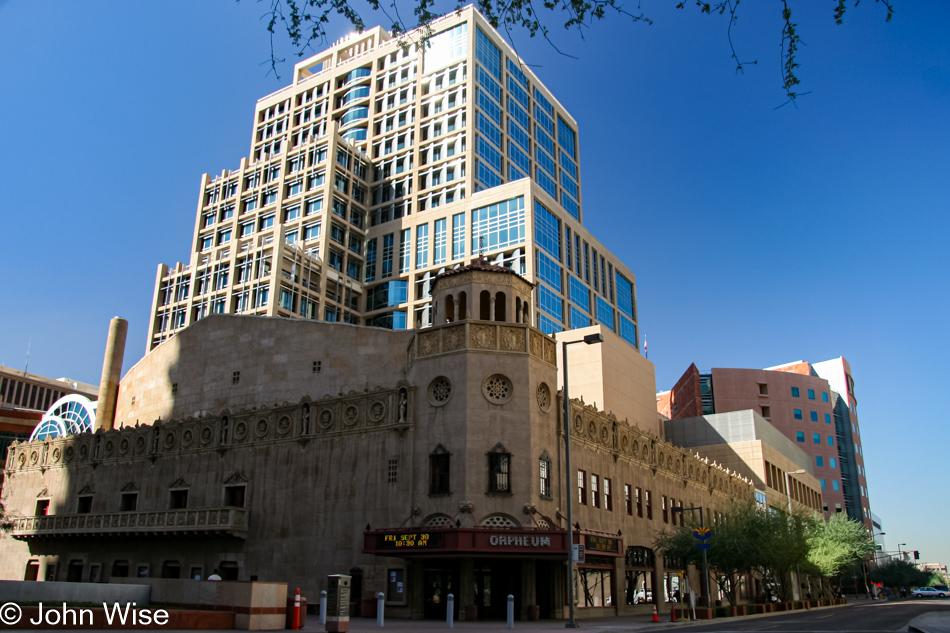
[{"x1": 489, "y1": 535, "x2": 552, "y2": 547}]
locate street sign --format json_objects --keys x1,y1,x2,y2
[
  {"x1": 696, "y1": 543, "x2": 711, "y2": 550},
  {"x1": 693, "y1": 527, "x2": 711, "y2": 540},
  {"x1": 871, "y1": 544, "x2": 883, "y2": 551},
  {"x1": 573, "y1": 544, "x2": 586, "y2": 563}
]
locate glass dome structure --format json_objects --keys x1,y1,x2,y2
[{"x1": 29, "y1": 394, "x2": 98, "y2": 441}]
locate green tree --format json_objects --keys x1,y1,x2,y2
[
  {"x1": 256, "y1": 0, "x2": 894, "y2": 102},
  {"x1": 752, "y1": 507, "x2": 814, "y2": 601},
  {"x1": 870, "y1": 559, "x2": 931, "y2": 591},
  {"x1": 806, "y1": 514, "x2": 874, "y2": 595}
]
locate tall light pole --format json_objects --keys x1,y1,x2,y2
[
  {"x1": 672, "y1": 506, "x2": 709, "y2": 609},
  {"x1": 561, "y1": 332, "x2": 603, "y2": 629},
  {"x1": 784, "y1": 469, "x2": 807, "y2": 601},
  {"x1": 898, "y1": 543, "x2": 906, "y2": 561}
]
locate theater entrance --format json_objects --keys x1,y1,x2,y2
[
  {"x1": 423, "y1": 563, "x2": 460, "y2": 620},
  {"x1": 474, "y1": 560, "x2": 521, "y2": 619}
]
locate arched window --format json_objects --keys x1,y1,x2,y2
[
  {"x1": 494, "y1": 292, "x2": 507, "y2": 322},
  {"x1": 445, "y1": 295, "x2": 455, "y2": 323},
  {"x1": 458, "y1": 291, "x2": 467, "y2": 320},
  {"x1": 522, "y1": 301, "x2": 528, "y2": 324},
  {"x1": 515, "y1": 297, "x2": 522, "y2": 323},
  {"x1": 480, "y1": 290, "x2": 491, "y2": 320}
]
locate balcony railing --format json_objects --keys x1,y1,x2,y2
[{"x1": 9, "y1": 507, "x2": 247, "y2": 540}]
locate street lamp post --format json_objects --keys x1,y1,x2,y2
[
  {"x1": 784, "y1": 469, "x2": 806, "y2": 601},
  {"x1": 561, "y1": 332, "x2": 604, "y2": 629},
  {"x1": 672, "y1": 506, "x2": 710, "y2": 610},
  {"x1": 898, "y1": 543, "x2": 906, "y2": 562}
]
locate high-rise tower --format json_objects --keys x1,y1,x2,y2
[{"x1": 147, "y1": 6, "x2": 639, "y2": 353}]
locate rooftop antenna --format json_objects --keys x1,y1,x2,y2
[{"x1": 24, "y1": 337, "x2": 31, "y2": 374}]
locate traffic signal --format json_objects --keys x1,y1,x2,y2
[{"x1": 914, "y1": 551, "x2": 920, "y2": 560}]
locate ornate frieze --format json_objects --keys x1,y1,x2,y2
[{"x1": 411, "y1": 321, "x2": 556, "y2": 367}]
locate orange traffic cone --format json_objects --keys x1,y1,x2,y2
[{"x1": 653, "y1": 604, "x2": 659, "y2": 622}]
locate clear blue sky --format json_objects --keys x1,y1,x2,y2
[{"x1": 1, "y1": 2, "x2": 947, "y2": 567}]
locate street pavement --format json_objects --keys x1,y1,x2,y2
[{"x1": 9, "y1": 597, "x2": 948, "y2": 633}]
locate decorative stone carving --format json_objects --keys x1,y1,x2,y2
[
  {"x1": 470, "y1": 324, "x2": 496, "y2": 349},
  {"x1": 443, "y1": 325, "x2": 464, "y2": 351},
  {"x1": 199, "y1": 426, "x2": 213, "y2": 446},
  {"x1": 482, "y1": 374, "x2": 513, "y2": 404},
  {"x1": 277, "y1": 415, "x2": 292, "y2": 435},
  {"x1": 317, "y1": 409, "x2": 333, "y2": 429},
  {"x1": 500, "y1": 327, "x2": 526, "y2": 352},
  {"x1": 256, "y1": 419, "x2": 269, "y2": 438},
  {"x1": 234, "y1": 421, "x2": 248, "y2": 442},
  {"x1": 163, "y1": 432, "x2": 176, "y2": 450},
  {"x1": 181, "y1": 429, "x2": 194, "y2": 448},
  {"x1": 600, "y1": 425, "x2": 610, "y2": 445},
  {"x1": 343, "y1": 405, "x2": 360, "y2": 426},
  {"x1": 427, "y1": 377, "x2": 453, "y2": 406},
  {"x1": 543, "y1": 339, "x2": 557, "y2": 365},
  {"x1": 369, "y1": 401, "x2": 386, "y2": 424},
  {"x1": 418, "y1": 331, "x2": 440, "y2": 356},
  {"x1": 536, "y1": 382, "x2": 551, "y2": 412},
  {"x1": 52, "y1": 448, "x2": 62, "y2": 463},
  {"x1": 530, "y1": 331, "x2": 544, "y2": 359}
]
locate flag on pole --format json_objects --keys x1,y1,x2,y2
[{"x1": 643, "y1": 336, "x2": 648, "y2": 359}]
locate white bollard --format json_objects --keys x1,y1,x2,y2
[
  {"x1": 377, "y1": 592, "x2": 385, "y2": 627},
  {"x1": 447, "y1": 593, "x2": 454, "y2": 628},
  {"x1": 507, "y1": 594, "x2": 514, "y2": 629},
  {"x1": 319, "y1": 590, "x2": 327, "y2": 625}
]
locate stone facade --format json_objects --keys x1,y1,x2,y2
[{"x1": 2, "y1": 267, "x2": 749, "y2": 621}]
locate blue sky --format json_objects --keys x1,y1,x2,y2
[{"x1": 1, "y1": 2, "x2": 947, "y2": 567}]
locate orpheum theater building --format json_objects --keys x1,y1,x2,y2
[{"x1": 1, "y1": 263, "x2": 751, "y2": 620}]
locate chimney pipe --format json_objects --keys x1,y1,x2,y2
[{"x1": 94, "y1": 317, "x2": 128, "y2": 432}]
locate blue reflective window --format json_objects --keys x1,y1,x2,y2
[
  {"x1": 508, "y1": 76, "x2": 529, "y2": 108},
  {"x1": 475, "y1": 28, "x2": 501, "y2": 79},
  {"x1": 365, "y1": 238, "x2": 377, "y2": 282},
  {"x1": 827, "y1": 435, "x2": 834, "y2": 446},
  {"x1": 508, "y1": 164, "x2": 526, "y2": 181},
  {"x1": 451, "y1": 213, "x2": 465, "y2": 261},
  {"x1": 535, "y1": 146, "x2": 556, "y2": 176},
  {"x1": 825, "y1": 413, "x2": 831, "y2": 424},
  {"x1": 366, "y1": 281, "x2": 409, "y2": 311},
  {"x1": 536, "y1": 167, "x2": 556, "y2": 198},
  {"x1": 536, "y1": 250, "x2": 561, "y2": 292},
  {"x1": 810, "y1": 411, "x2": 818, "y2": 422},
  {"x1": 477, "y1": 160, "x2": 502, "y2": 189},
  {"x1": 534, "y1": 88, "x2": 552, "y2": 114},
  {"x1": 813, "y1": 433, "x2": 820, "y2": 444},
  {"x1": 569, "y1": 276, "x2": 590, "y2": 313},
  {"x1": 476, "y1": 66, "x2": 501, "y2": 102},
  {"x1": 560, "y1": 150, "x2": 577, "y2": 179},
  {"x1": 619, "y1": 317, "x2": 637, "y2": 348},
  {"x1": 508, "y1": 141, "x2": 530, "y2": 175},
  {"x1": 507, "y1": 97, "x2": 530, "y2": 131},
  {"x1": 477, "y1": 113, "x2": 502, "y2": 148},
  {"x1": 830, "y1": 458, "x2": 837, "y2": 469},
  {"x1": 558, "y1": 116, "x2": 576, "y2": 158},
  {"x1": 534, "y1": 202, "x2": 561, "y2": 259},
  {"x1": 560, "y1": 192, "x2": 579, "y2": 220},
  {"x1": 477, "y1": 137, "x2": 502, "y2": 171},
  {"x1": 560, "y1": 171, "x2": 578, "y2": 199},
  {"x1": 537, "y1": 313, "x2": 562, "y2": 335},
  {"x1": 794, "y1": 409, "x2": 803, "y2": 420},
  {"x1": 366, "y1": 310, "x2": 407, "y2": 329},
  {"x1": 822, "y1": 392, "x2": 829, "y2": 402},
  {"x1": 476, "y1": 88, "x2": 501, "y2": 124},
  {"x1": 507, "y1": 58, "x2": 527, "y2": 87},
  {"x1": 616, "y1": 274, "x2": 634, "y2": 318},
  {"x1": 570, "y1": 306, "x2": 590, "y2": 328},
  {"x1": 537, "y1": 284, "x2": 562, "y2": 319},
  {"x1": 832, "y1": 480, "x2": 839, "y2": 491},
  {"x1": 342, "y1": 86, "x2": 369, "y2": 104},
  {"x1": 508, "y1": 119, "x2": 530, "y2": 151},
  {"x1": 536, "y1": 126, "x2": 555, "y2": 155},
  {"x1": 596, "y1": 296, "x2": 614, "y2": 331},
  {"x1": 433, "y1": 218, "x2": 447, "y2": 266},
  {"x1": 471, "y1": 196, "x2": 525, "y2": 252},
  {"x1": 820, "y1": 479, "x2": 826, "y2": 490},
  {"x1": 816, "y1": 456, "x2": 824, "y2": 467},
  {"x1": 535, "y1": 105, "x2": 554, "y2": 135},
  {"x1": 808, "y1": 389, "x2": 816, "y2": 400},
  {"x1": 796, "y1": 432, "x2": 805, "y2": 442},
  {"x1": 792, "y1": 386, "x2": 800, "y2": 397}
]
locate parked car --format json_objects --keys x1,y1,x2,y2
[
  {"x1": 911, "y1": 587, "x2": 947, "y2": 598},
  {"x1": 934, "y1": 584, "x2": 950, "y2": 593}
]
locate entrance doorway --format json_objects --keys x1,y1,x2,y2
[
  {"x1": 474, "y1": 561, "x2": 521, "y2": 619},
  {"x1": 423, "y1": 563, "x2": 459, "y2": 620}
]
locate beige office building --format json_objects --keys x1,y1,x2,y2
[{"x1": 147, "y1": 6, "x2": 640, "y2": 354}]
